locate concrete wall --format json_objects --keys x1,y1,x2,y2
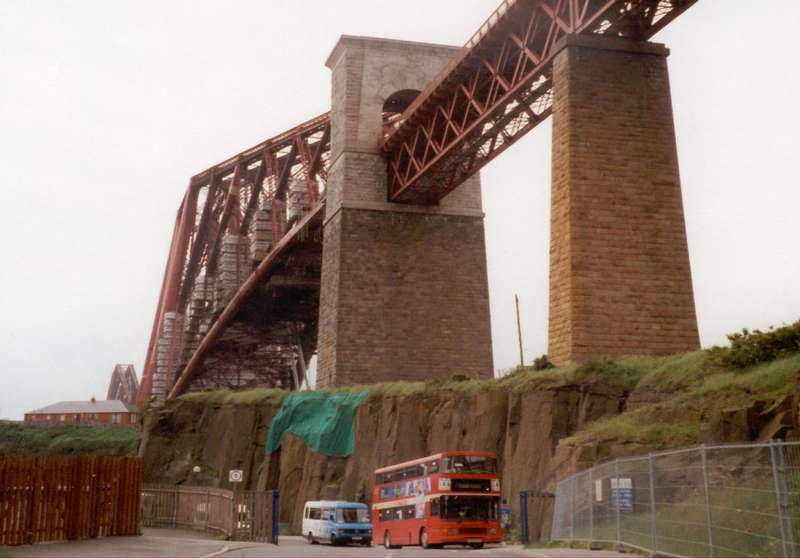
[{"x1": 548, "y1": 35, "x2": 700, "y2": 364}]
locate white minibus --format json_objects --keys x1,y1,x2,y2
[{"x1": 302, "y1": 500, "x2": 372, "y2": 546}]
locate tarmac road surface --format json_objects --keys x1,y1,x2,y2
[{"x1": 0, "y1": 529, "x2": 632, "y2": 558}]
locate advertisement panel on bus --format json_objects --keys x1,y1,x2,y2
[{"x1": 371, "y1": 451, "x2": 502, "y2": 549}]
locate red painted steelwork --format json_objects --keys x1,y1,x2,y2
[
  {"x1": 383, "y1": 0, "x2": 698, "y2": 203},
  {"x1": 167, "y1": 203, "x2": 325, "y2": 400},
  {"x1": 136, "y1": 114, "x2": 330, "y2": 408}
]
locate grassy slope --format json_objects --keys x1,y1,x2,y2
[
  {"x1": 180, "y1": 323, "x2": 799, "y2": 449},
  {"x1": 9, "y1": 321, "x2": 795, "y2": 457},
  {"x1": 570, "y1": 351, "x2": 799, "y2": 446},
  {"x1": 0, "y1": 420, "x2": 138, "y2": 456}
]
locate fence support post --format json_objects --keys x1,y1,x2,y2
[
  {"x1": 205, "y1": 489, "x2": 210, "y2": 532},
  {"x1": 171, "y1": 488, "x2": 178, "y2": 528},
  {"x1": 520, "y1": 490, "x2": 529, "y2": 545},
  {"x1": 776, "y1": 442, "x2": 796, "y2": 557},
  {"x1": 700, "y1": 445, "x2": 715, "y2": 557},
  {"x1": 588, "y1": 468, "x2": 594, "y2": 546},
  {"x1": 231, "y1": 489, "x2": 237, "y2": 541},
  {"x1": 271, "y1": 490, "x2": 279, "y2": 545},
  {"x1": 570, "y1": 478, "x2": 575, "y2": 543},
  {"x1": 614, "y1": 458, "x2": 621, "y2": 545},
  {"x1": 770, "y1": 440, "x2": 792, "y2": 558},
  {"x1": 648, "y1": 453, "x2": 657, "y2": 555}
]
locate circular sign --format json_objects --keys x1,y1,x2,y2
[{"x1": 229, "y1": 469, "x2": 244, "y2": 483}]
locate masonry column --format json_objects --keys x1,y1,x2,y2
[
  {"x1": 317, "y1": 36, "x2": 493, "y2": 387},
  {"x1": 548, "y1": 35, "x2": 700, "y2": 364}
]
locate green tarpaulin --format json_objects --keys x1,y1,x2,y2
[{"x1": 265, "y1": 391, "x2": 369, "y2": 457}]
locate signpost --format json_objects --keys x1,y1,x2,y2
[{"x1": 228, "y1": 470, "x2": 245, "y2": 538}]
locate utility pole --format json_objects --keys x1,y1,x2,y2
[{"x1": 515, "y1": 293, "x2": 524, "y2": 368}]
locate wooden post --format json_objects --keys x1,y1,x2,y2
[{"x1": 515, "y1": 294, "x2": 524, "y2": 368}]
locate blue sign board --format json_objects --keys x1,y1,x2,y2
[{"x1": 610, "y1": 478, "x2": 633, "y2": 511}]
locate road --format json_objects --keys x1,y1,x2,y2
[
  {"x1": 0, "y1": 529, "x2": 632, "y2": 558},
  {"x1": 214, "y1": 536, "x2": 633, "y2": 558}
]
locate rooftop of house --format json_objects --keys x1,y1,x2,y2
[{"x1": 27, "y1": 399, "x2": 138, "y2": 415}]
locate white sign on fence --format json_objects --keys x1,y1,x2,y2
[{"x1": 229, "y1": 469, "x2": 244, "y2": 483}]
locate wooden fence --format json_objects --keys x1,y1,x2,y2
[
  {"x1": 0, "y1": 454, "x2": 142, "y2": 545},
  {"x1": 141, "y1": 485, "x2": 278, "y2": 544}
]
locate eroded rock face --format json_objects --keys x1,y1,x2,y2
[
  {"x1": 137, "y1": 383, "x2": 638, "y2": 540},
  {"x1": 139, "y1": 398, "x2": 281, "y2": 488}
]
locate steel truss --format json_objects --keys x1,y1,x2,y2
[
  {"x1": 383, "y1": 0, "x2": 697, "y2": 204},
  {"x1": 136, "y1": 114, "x2": 330, "y2": 408}
]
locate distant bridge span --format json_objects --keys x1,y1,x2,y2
[{"x1": 137, "y1": 0, "x2": 700, "y2": 407}]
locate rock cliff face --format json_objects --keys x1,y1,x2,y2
[
  {"x1": 138, "y1": 380, "x2": 798, "y2": 540},
  {"x1": 139, "y1": 383, "x2": 628, "y2": 540}
]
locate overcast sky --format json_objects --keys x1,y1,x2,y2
[{"x1": 1, "y1": 1, "x2": 798, "y2": 420}]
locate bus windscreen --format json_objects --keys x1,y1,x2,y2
[
  {"x1": 442, "y1": 454, "x2": 497, "y2": 473},
  {"x1": 440, "y1": 495, "x2": 499, "y2": 521},
  {"x1": 337, "y1": 507, "x2": 370, "y2": 524}
]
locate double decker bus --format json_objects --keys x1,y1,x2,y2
[{"x1": 371, "y1": 451, "x2": 501, "y2": 549}]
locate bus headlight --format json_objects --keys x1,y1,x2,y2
[{"x1": 489, "y1": 528, "x2": 497, "y2": 535}]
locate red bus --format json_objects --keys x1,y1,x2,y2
[{"x1": 371, "y1": 451, "x2": 502, "y2": 549}]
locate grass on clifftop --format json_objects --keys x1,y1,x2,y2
[
  {"x1": 178, "y1": 387, "x2": 287, "y2": 406},
  {"x1": 169, "y1": 318, "x2": 799, "y2": 451},
  {"x1": 570, "y1": 351, "x2": 800, "y2": 447},
  {"x1": 0, "y1": 420, "x2": 138, "y2": 456}
]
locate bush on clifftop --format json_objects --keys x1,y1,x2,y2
[{"x1": 709, "y1": 319, "x2": 800, "y2": 368}]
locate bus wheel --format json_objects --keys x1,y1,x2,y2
[
  {"x1": 362, "y1": 538, "x2": 372, "y2": 547},
  {"x1": 469, "y1": 542, "x2": 484, "y2": 549},
  {"x1": 383, "y1": 531, "x2": 392, "y2": 549},
  {"x1": 420, "y1": 528, "x2": 430, "y2": 549},
  {"x1": 307, "y1": 532, "x2": 316, "y2": 544}
]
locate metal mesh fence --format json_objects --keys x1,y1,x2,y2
[
  {"x1": 141, "y1": 485, "x2": 278, "y2": 544},
  {"x1": 550, "y1": 441, "x2": 800, "y2": 557}
]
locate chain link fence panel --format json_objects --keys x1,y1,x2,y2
[{"x1": 549, "y1": 441, "x2": 800, "y2": 557}]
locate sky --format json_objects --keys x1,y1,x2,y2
[{"x1": 1, "y1": 1, "x2": 798, "y2": 420}]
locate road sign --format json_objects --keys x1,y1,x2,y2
[{"x1": 229, "y1": 469, "x2": 244, "y2": 483}]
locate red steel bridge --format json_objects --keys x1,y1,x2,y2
[{"x1": 136, "y1": 0, "x2": 698, "y2": 408}]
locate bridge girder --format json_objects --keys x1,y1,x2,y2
[{"x1": 382, "y1": 0, "x2": 698, "y2": 203}]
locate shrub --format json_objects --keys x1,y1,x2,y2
[
  {"x1": 533, "y1": 354, "x2": 554, "y2": 371},
  {"x1": 709, "y1": 319, "x2": 800, "y2": 368}
]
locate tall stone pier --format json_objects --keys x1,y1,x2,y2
[
  {"x1": 548, "y1": 35, "x2": 700, "y2": 364},
  {"x1": 317, "y1": 36, "x2": 493, "y2": 387}
]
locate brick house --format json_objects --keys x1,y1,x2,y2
[{"x1": 24, "y1": 398, "x2": 139, "y2": 426}]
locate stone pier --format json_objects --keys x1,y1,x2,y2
[
  {"x1": 548, "y1": 35, "x2": 700, "y2": 364},
  {"x1": 317, "y1": 36, "x2": 494, "y2": 387}
]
